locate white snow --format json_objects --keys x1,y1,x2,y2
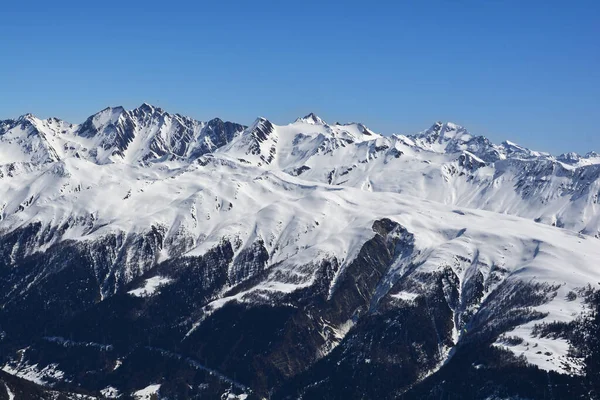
[
  {"x1": 2, "y1": 362, "x2": 65, "y2": 385},
  {"x1": 128, "y1": 276, "x2": 173, "y2": 297},
  {"x1": 224, "y1": 393, "x2": 248, "y2": 400},
  {"x1": 3, "y1": 383, "x2": 14, "y2": 400},
  {"x1": 101, "y1": 386, "x2": 121, "y2": 398},
  {"x1": 391, "y1": 291, "x2": 419, "y2": 302},
  {"x1": 133, "y1": 383, "x2": 161, "y2": 399}
]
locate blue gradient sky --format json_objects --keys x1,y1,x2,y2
[{"x1": 1, "y1": 0, "x2": 598, "y2": 154}]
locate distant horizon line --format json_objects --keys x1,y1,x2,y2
[{"x1": 2, "y1": 103, "x2": 598, "y2": 157}]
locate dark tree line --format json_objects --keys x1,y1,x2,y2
[{"x1": 572, "y1": 287, "x2": 600, "y2": 397}]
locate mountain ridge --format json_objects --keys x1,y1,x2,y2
[
  {"x1": 2, "y1": 105, "x2": 600, "y2": 237},
  {"x1": 4, "y1": 104, "x2": 598, "y2": 163}
]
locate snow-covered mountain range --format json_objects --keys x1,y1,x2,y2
[{"x1": 0, "y1": 105, "x2": 599, "y2": 399}]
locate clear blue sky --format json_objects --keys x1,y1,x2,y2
[{"x1": 1, "y1": 0, "x2": 598, "y2": 154}]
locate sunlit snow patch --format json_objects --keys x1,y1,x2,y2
[
  {"x1": 128, "y1": 276, "x2": 173, "y2": 297},
  {"x1": 101, "y1": 386, "x2": 121, "y2": 398},
  {"x1": 223, "y1": 392, "x2": 248, "y2": 400},
  {"x1": 2, "y1": 362, "x2": 65, "y2": 385},
  {"x1": 3, "y1": 383, "x2": 14, "y2": 400},
  {"x1": 391, "y1": 291, "x2": 419, "y2": 302},
  {"x1": 133, "y1": 384, "x2": 161, "y2": 399}
]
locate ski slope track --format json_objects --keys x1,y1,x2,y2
[{"x1": 0, "y1": 105, "x2": 599, "y2": 399}]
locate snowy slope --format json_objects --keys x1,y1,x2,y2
[{"x1": 214, "y1": 116, "x2": 600, "y2": 237}]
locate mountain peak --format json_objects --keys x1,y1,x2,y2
[
  {"x1": 295, "y1": 112, "x2": 326, "y2": 125},
  {"x1": 416, "y1": 121, "x2": 468, "y2": 143},
  {"x1": 134, "y1": 102, "x2": 164, "y2": 114},
  {"x1": 17, "y1": 113, "x2": 36, "y2": 122},
  {"x1": 429, "y1": 120, "x2": 443, "y2": 132},
  {"x1": 251, "y1": 116, "x2": 269, "y2": 126},
  {"x1": 434, "y1": 121, "x2": 463, "y2": 132},
  {"x1": 248, "y1": 117, "x2": 274, "y2": 137},
  {"x1": 90, "y1": 106, "x2": 125, "y2": 123}
]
